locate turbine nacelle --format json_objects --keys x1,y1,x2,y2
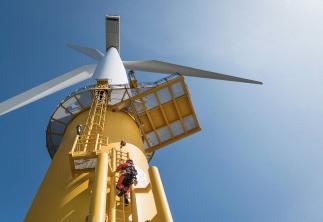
[{"x1": 93, "y1": 47, "x2": 128, "y2": 84}]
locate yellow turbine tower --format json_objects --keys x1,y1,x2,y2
[{"x1": 0, "y1": 16, "x2": 262, "y2": 222}]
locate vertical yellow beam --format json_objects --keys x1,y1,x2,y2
[
  {"x1": 108, "y1": 149, "x2": 116, "y2": 222},
  {"x1": 89, "y1": 152, "x2": 109, "y2": 222},
  {"x1": 130, "y1": 189, "x2": 139, "y2": 222},
  {"x1": 149, "y1": 166, "x2": 173, "y2": 222}
]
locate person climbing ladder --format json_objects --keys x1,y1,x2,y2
[{"x1": 115, "y1": 159, "x2": 138, "y2": 205}]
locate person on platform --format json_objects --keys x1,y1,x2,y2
[
  {"x1": 115, "y1": 159, "x2": 138, "y2": 205},
  {"x1": 76, "y1": 124, "x2": 82, "y2": 135}
]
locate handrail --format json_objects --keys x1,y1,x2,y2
[
  {"x1": 70, "y1": 135, "x2": 79, "y2": 153},
  {"x1": 94, "y1": 134, "x2": 100, "y2": 151}
]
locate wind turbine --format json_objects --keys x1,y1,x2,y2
[{"x1": 0, "y1": 16, "x2": 262, "y2": 222}]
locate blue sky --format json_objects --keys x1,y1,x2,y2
[{"x1": 1, "y1": 0, "x2": 323, "y2": 221}]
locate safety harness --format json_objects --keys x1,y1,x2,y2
[{"x1": 122, "y1": 165, "x2": 137, "y2": 186}]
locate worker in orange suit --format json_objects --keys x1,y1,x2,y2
[{"x1": 115, "y1": 159, "x2": 138, "y2": 205}]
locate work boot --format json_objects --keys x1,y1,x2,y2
[
  {"x1": 124, "y1": 196, "x2": 129, "y2": 206},
  {"x1": 117, "y1": 188, "x2": 126, "y2": 197}
]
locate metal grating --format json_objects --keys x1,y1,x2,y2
[
  {"x1": 46, "y1": 86, "x2": 95, "y2": 158},
  {"x1": 110, "y1": 75, "x2": 201, "y2": 154}
]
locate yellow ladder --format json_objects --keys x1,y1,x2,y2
[
  {"x1": 115, "y1": 149, "x2": 132, "y2": 222},
  {"x1": 75, "y1": 81, "x2": 109, "y2": 153}
]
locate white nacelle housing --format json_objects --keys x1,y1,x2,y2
[{"x1": 93, "y1": 47, "x2": 129, "y2": 85}]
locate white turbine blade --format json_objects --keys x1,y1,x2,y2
[
  {"x1": 0, "y1": 64, "x2": 96, "y2": 116},
  {"x1": 123, "y1": 60, "x2": 262, "y2": 85},
  {"x1": 67, "y1": 43, "x2": 104, "y2": 61}
]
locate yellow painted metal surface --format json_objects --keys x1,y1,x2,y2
[
  {"x1": 130, "y1": 189, "x2": 139, "y2": 222},
  {"x1": 28, "y1": 76, "x2": 202, "y2": 222},
  {"x1": 149, "y1": 166, "x2": 173, "y2": 222},
  {"x1": 46, "y1": 75, "x2": 200, "y2": 162},
  {"x1": 69, "y1": 83, "x2": 110, "y2": 176},
  {"x1": 25, "y1": 110, "x2": 159, "y2": 222},
  {"x1": 117, "y1": 76, "x2": 201, "y2": 154},
  {"x1": 88, "y1": 152, "x2": 109, "y2": 222},
  {"x1": 108, "y1": 148, "x2": 116, "y2": 222}
]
